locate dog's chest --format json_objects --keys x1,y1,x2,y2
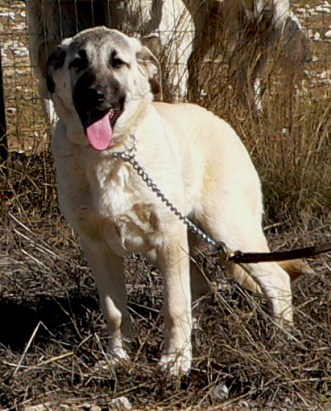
[{"x1": 72, "y1": 160, "x2": 160, "y2": 255}]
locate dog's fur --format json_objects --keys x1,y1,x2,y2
[{"x1": 47, "y1": 27, "x2": 309, "y2": 376}]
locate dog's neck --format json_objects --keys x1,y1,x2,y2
[{"x1": 112, "y1": 93, "x2": 153, "y2": 145}]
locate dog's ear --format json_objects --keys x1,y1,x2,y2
[
  {"x1": 136, "y1": 45, "x2": 163, "y2": 99},
  {"x1": 46, "y1": 43, "x2": 68, "y2": 93},
  {"x1": 141, "y1": 34, "x2": 162, "y2": 60}
]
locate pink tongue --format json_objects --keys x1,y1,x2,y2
[{"x1": 86, "y1": 111, "x2": 113, "y2": 151}]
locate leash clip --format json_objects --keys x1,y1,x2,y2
[{"x1": 207, "y1": 241, "x2": 234, "y2": 263}]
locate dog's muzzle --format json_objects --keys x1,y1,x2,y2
[{"x1": 73, "y1": 76, "x2": 125, "y2": 150}]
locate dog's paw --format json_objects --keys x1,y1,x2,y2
[
  {"x1": 111, "y1": 346, "x2": 130, "y2": 361},
  {"x1": 93, "y1": 348, "x2": 130, "y2": 373},
  {"x1": 93, "y1": 359, "x2": 113, "y2": 373},
  {"x1": 158, "y1": 350, "x2": 192, "y2": 377}
]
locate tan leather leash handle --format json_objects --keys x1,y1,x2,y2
[{"x1": 222, "y1": 242, "x2": 331, "y2": 264}]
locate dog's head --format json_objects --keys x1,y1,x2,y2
[{"x1": 47, "y1": 27, "x2": 161, "y2": 150}]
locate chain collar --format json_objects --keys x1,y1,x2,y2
[{"x1": 110, "y1": 134, "x2": 137, "y2": 160}]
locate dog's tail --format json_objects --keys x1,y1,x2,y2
[
  {"x1": 228, "y1": 259, "x2": 314, "y2": 294},
  {"x1": 279, "y1": 259, "x2": 314, "y2": 281}
]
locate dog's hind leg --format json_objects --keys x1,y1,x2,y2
[
  {"x1": 188, "y1": 234, "x2": 216, "y2": 301},
  {"x1": 81, "y1": 238, "x2": 131, "y2": 360},
  {"x1": 202, "y1": 209, "x2": 293, "y2": 326},
  {"x1": 227, "y1": 258, "x2": 293, "y2": 326},
  {"x1": 224, "y1": 231, "x2": 293, "y2": 325}
]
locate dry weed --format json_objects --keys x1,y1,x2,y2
[{"x1": 1, "y1": 150, "x2": 331, "y2": 410}]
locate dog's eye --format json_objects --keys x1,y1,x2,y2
[
  {"x1": 69, "y1": 51, "x2": 88, "y2": 71},
  {"x1": 109, "y1": 51, "x2": 127, "y2": 69},
  {"x1": 111, "y1": 57, "x2": 125, "y2": 69},
  {"x1": 69, "y1": 57, "x2": 86, "y2": 71}
]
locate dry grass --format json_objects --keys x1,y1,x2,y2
[{"x1": 1, "y1": 0, "x2": 331, "y2": 409}]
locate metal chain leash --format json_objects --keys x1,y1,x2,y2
[{"x1": 111, "y1": 135, "x2": 232, "y2": 256}]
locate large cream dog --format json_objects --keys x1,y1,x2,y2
[{"x1": 47, "y1": 26, "x2": 305, "y2": 376}]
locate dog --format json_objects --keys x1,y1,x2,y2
[{"x1": 47, "y1": 27, "x2": 310, "y2": 376}]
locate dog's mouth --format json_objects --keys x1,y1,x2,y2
[{"x1": 84, "y1": 103, "x2": 123, "y2": 151}]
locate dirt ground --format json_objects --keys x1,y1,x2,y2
[{"x1": 1, "y1": 1, "x2": 331, "y2": 410}]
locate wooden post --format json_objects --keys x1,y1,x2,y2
[{"x1": 0, "y1": 41, "x2": 8, "y2": 162}]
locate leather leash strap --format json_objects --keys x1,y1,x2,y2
[{"x1": 221, "y1": 242, "x2": 331, "y2": 264}]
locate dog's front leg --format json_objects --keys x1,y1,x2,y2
[
  {"x1": 156, "y1": 228, "x2": 192, "y2": 376},
  {"x1": 81, "y1": 238, "x2": 131, "y2": 360}
]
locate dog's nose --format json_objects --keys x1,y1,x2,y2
[
  {"x1": 94, "y1": 88, "x2": 106, "y2": 103},
  {"x1": 88, "y1": 87, "x2": 106, "y2": 106}
]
